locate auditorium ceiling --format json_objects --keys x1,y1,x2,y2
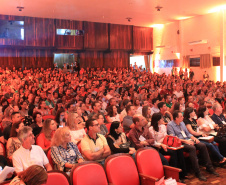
[{"x1": 0, "y1": 0, "x2": 226, "y2": 27}]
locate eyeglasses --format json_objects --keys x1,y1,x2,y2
[{"x1": 92, "y1": 123, "x2": 100, "y2": 127}]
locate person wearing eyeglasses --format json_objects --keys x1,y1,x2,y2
[{"x1": 81, "y1": 119, "x2": 111, "y2": 166}]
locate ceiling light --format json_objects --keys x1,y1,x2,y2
[
  {"x1": 155, "y1": 6, "x2": 163, "y2": 11},
  {"x1": 126, "y1": 17, "x2": 132, "y2": 22},
  {"x1": 150, "y1": 24, "x2": 164, "y2": 28},
  {"x1": 17, "y1": 6, "x2": 24, "y2": 11}
]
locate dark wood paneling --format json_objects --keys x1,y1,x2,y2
[
  {"x1": 110, "y1": 24, "x2": 132, "y2": 50},
  {"x1": 23, "y1": 49, "x2": 53, "y2": 69},
  {"x1": 0, "y1": 48, "x2": 53, "y2": 69},
  {"x1": 104, "y1": 51, "x2": 129, "y2": 68},
  {"x1": 55, "y1": 19, "x2": 83, "y2": 49},
  {"x1": 0, "y1": 48, "x2": 22, "y2": 69},
  {"x1": 84, "y1": 22, "x2": 108, "y2": 49},
  {"x1": 80, "y1": 51, "x2": 104, "y2": 68},
  {"x1": 133, "y1": 26, "x2": 153, "y2": 51},
  {"x1": 0, "y1": 14, "x2": 153, "y2": 69},
  {"x1": 25, "y1": 17, "x2": 55, "y2": 47}
]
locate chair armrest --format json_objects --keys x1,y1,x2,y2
[
  {"x1": 139, "y1": 173, "x2": 158, "y2": 185},
  {"x1": 163, "y1": 165, "x2": 181, "y2": 181}
]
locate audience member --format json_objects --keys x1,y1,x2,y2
[
  {"x1": 81, "y1": 119, "x2": 111, "y2": 166},
  {"x1": 51, "y1": 127, "x2": 84, "y2": 171},
  {"x1": 167, "y1": 111, "x2": 218, "y2": 181},
  {"x1": 12, "y1": 126, "x2": 52, "y2": 173}
]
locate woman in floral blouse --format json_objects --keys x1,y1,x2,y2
[{"x1": 51, "y1": 127, "x2": 84, "y2": 171}]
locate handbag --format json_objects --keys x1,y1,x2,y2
[
  {"x1": 217, "y1": 125, "x2": 226, "y2": 138},
  {"x1": 163, "y1": 135, "x2": 182, "y2": 147}
]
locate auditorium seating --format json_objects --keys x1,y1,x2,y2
[
  {"x1": 46, "y1": 148, "x2": 54, "y2": 168},
  {"x1": 105, "y1": 123, "x2": 111, "y2": 132},
  {"x1": 70, "y1": 161, "x2": 108, "y2": 185},
  {"x1": 0, "y1": 180, "x2": 11, "y2": 185},
  {"x1": 44, "y1": 170, "x2": 70, "y2": 185},
  {"x1": 76, "y1": 141, "x2": 82, "y2": 153},
  {"x1": 136, "y1": 147, "x2": 185, "y2": 185},
  {"x1": 42, "y1": 115, "x2": 55, "y2": 121},
  {"x1": 105, "y1": 153, "x2": 152, "y2": 185}
]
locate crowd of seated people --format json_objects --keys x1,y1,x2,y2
[{"x1": 0, "y1": 65, "x2": 226, "y2": 183}]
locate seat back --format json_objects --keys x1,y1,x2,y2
[
  {"x1": 0, "y1": 142, "x2": 6, "y2": 158},
  {"x1": 47, "y1": 149, "x2": 54, "y2": 168},
  {"x1": 44, "y1": 170, "x2": 70, "y2": 185},
  {"x1": 105, "y1": 154, "x2": 140, "y2": 185},
  {"x1": 76, "y1": 141, "x2": 81, "y2": 153},
  {"x1": 136, "y1": 148, "x2": 164, "y2": 180},
  {"x1": 42, "y1": 115, "x2": 55, "y2": 121},
  {"x1": 105, "y1": 123, "x2": 111, "y2": 132},
  {"x1": 71, "y1": 162, "x2": 108, "y2": 185},
  {"x1": 0, "y1": 180, "x2": 11, "y2": 185}
]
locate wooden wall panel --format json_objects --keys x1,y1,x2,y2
[
  {"x1": 0, "y1": 48, "x2": 22, "y2": 69},
  {"x1": 110, "y1": 24, "x2": 132, "y2": 50},
  {"x1": 25, "y1": 17, "x2": 55, "y2": 47},
  {"x1": 133, "y1": 26, "x2": 153, "y2": 51},
  {"x1": 23, "y1": 49, "x2": 53, "y2": 69},
  {"x1": 103, "y1": 51, "x2": 129, "y2": 68},
  {"x1": 84, "y1": 22, "x2": 108, "y2": 49},
  {"x1": 55, "y1": 19, "x2": 83, "y2": 49},
  {"x1": 80, "y1": 51, "x2": 104, "y2": 68}
]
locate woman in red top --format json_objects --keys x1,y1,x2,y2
[{"x1": 36, "y1": 118, "x2": 57, "y2": 152}]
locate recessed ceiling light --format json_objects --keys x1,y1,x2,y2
[{"x1": 17, "y1": 6, "x2": 24, "y2": 11}]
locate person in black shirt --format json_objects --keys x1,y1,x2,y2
[{"x1": 184, "y1": 107, "x2": 226, "y2": 165}]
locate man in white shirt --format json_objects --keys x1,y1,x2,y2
[
  {"x1": 173, "y1": 85, "x2": 184, "y2": 98},
  {"x1": 12, "y1": 126, "x2": 52, "y2": 174}
]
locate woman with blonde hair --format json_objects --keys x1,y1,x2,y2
[
  {"x1": 9, "y1": 165, "x2": 48, "y2": 185},
  {"x1": 67, "y1": 112, "x2": 86, "y2": 144},
  {"x1": 2, "y1": 106, "x2": 14, "y2": 129},
  {"x1": 36, "y1": 118, "x2": 57, "y2": 152},
  {"x1": 51, "y1": 127, "x2": 84, "y2": 171},
  {"x1": 10, "y1": 93, "x2": 20, "y2": 107}
]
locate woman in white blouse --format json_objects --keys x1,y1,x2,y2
[
  {"x1": 149, "y1": 113, "x2": 187, "y2": 179},
  {"x1": 197, "y1": 106, "x2": 219, "y2": 136},
  {"x1": 106, "y1": 105, "x2": 122, "y2": 123},
  {"x1": 67, "y1": 112, "x2": 86, "y2": 144}
]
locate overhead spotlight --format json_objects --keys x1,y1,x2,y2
[
  {"x1": 17, "y1": 6, "x2": 24, "y2": 11},
  {"x1": 155, "y1": 6, "x2": 163, "y2": 11},
  {"x1": 126, "y1": 17, "x2": 132, "y2": 22}
]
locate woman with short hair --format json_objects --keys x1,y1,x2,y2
[{"x1": 51, "y1": 127, "x2": 84, "y2": 171}]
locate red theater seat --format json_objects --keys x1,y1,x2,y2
[
  {"x1": 43, "y1": 170, "x2": 70, "y2": 185},
  {"x1": 0, "y1": 180, "x2": 11, "y2": 185},
  {"x1": 47, "y1": 149, "x2": 54, "y2": 169},
  {"x1": 136, "y1": 147, "x2": 185, "y2": 185},
  {"x1": 71, "y1": 162, "x2": 108, "y2": 185},
  {"x1": 105, "y1": 154, "x2": 140, "y2": 185},
  {"x1": 42, "y1": 115, "x2": 55, "y2": 121},
  {"x1": 105, "y1": 123, "x2": 111, "y2": 132}
]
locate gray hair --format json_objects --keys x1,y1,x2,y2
[
  {"x1": 212, "y1": 102, "x2": 221, "y2": 112},
  {"x1": 18, "y1": 126, "x2": 32, "y2": 143}
]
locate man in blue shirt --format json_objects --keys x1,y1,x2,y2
[{"x1": 167, "y1": 111, "x2": 219, "y2": 181}]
